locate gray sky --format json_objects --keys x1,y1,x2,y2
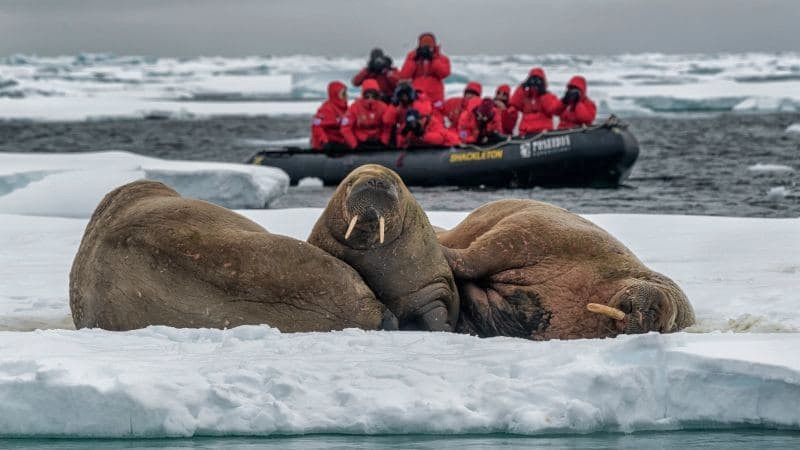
[{"x1": 0, "y1": 0, "x2": 796, "y2": 57}]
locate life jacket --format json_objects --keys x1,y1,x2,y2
[
  {"x1": 494, "y1": 84, "x2": 517, "y2": 135},
  {"x1": 397, "y1": 34, "x2": 451, "y2": 109},
  {"x1": 457, "y1": 97, "x2": 503, "y2": 144},
  {"x1": 341, "y1": 80, "x2": 391, "y2": 148},
  {"x1": 509, "y1": 68, "x2": 562, "y2": 135}
]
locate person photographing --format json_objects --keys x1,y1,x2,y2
[{"x1": 352, "y1": 48, "x2": 398, "y2": 102}]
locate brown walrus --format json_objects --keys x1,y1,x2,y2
[
  {"x1": 437, "y1": 199, "x2": 695, "y2": 340},
  {"x1": 307, "y1": 164, "x2": 459, "y2": 331},
  {"x1": 69, "y1": 180, "x2": 392, "y2": 332}
]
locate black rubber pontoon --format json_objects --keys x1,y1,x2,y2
[{"x1": 246, "y1": 119, "x2": 639, "y2": 188}]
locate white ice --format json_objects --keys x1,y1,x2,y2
[
  {"x1": 0, "y1": 153, "x2": 799, "y2": 437},
  {"x1": 2, "y1": 52, "x2": 799, "y2": 121},
  {"x1": 0, "y1": 151, "x2": 288, "y2": 217}
]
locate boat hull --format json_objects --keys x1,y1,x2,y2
[{"x1": 247, "y1": 124, "x2": 639, "y2": 188}]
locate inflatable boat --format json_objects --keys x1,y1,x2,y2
[{"x1": 246, "y1": 118, "x2": 639, "y2": 188}]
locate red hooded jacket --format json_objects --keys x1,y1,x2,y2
[
  {"x1": 311, "y1": 81, "x2": 348, "y2": 150},
  {"x1": 443, "y1": 81, "x2": 482, "y2": 129},
  {"x1": 352, "y1": 67, "x2": 399, "y2": 101},
  {"x1": 494, "y1": 84, "x2": 518, "y2": 135},
  {"x1": 341, "y1": 80, "x2": 392, "y2": 148},
  {"x1": 509, "y1": 68, "x2": 562, "y2": 135},
  {"x1": 395, "y1": 98, "x2": 460, "y2": 149},
  {"x1": 457, "y1": 97, "x2": 503, "y2": 144},
  {"x1": 556, "y1": 75, "x2": 597, "y2": 129},
  {"x1": 397, "y1": 33, "x2": 451, "y2": 110}
]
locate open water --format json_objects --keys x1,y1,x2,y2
[
  {"x1": 2, "y1": 430, "x2": 800, "y2": 449},
  {"x1": 1, "y1": 112, "x2": 798, "y2": 218}
]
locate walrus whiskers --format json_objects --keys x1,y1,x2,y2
[
  {"x1": 586, "y1": 303, "x2": 626, "y2": 320},
  {"x1": 345, "y1": 215, "x2": 359, "y2": 240},
  {"x1": 379, "y1": 216, "x2": 385, "y2": 244}
]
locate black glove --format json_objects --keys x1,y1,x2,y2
[
  {"x1": 523, "y1": 76, "x2": 546, "y2": 96},
  {"x1": 562, "y1": 87, "x2": 581, "y2": 105},
  {"x1": 415, "y1": 46, "x2": 433, "y2": 61}
]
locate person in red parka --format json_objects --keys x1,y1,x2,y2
[
  {"x1": 493, "y1": 84, "x2": 518, "y2": 135},
  {"x1": 457, "y1": 97, "x2": 505, "y2": 145},
  {"x1": 556, "y1": 75, "x2": 597, "y2": 129},
  {"x1": 379, "y1": 81, "x2": 412, "y2": 147},
  {"x1": 443, "y1": 81, "x2": 482, "y2": 129},
  {"x1": 396, "y1": 98, "x2": 460, "y2": 149},
  {"x1": 341, "y1": 79, "x2": 392, "y2": 149},
  {"x1": 397, "y1": 32, "x2": 451, "y2": 111},
  {"x1": 311, "y1": 80, "x2": 349, "y2": 151},
  {"x1": 351, "y1": 48, "x2": 399, "y2": 103},
  {"x1": 509, "y1": 68, "x2": 562, "y2": 136}
]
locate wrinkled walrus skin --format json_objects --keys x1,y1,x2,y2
[
  {"x1": 69, "y1": 180, "x2": 390, "y2": 332},
  {"x1": 307, "y1": 165, "x2": 459, "y2": 332},
  {"x1": 437, "y1": 199, "x2": 695, "y2": 340}
]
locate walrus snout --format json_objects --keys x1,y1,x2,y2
[
  {"x1": 343, "y1": 178, "x2": 400, "y2": 245},
  {"x1": 598, "y1": 283, "x2": 676, "y2": 334},
  {"x1": 347, "y1": 178, "x2": 399, "y2": 214}
]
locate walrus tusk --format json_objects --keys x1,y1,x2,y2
[
  {"x1": 379, "y1": 216, "x2": 385, "y2": 244},
  {"x1": 345, "y1": 215, "x2": 358, "y2": 240},
  {"x1": 587, "y1": 303, "x2": 626, "y2": 321}
]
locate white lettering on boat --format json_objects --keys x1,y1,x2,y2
[{"x1": 519, "y1": 135, "x2": 572, "y2": 158}]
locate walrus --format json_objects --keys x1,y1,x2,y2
[
  {"x1": 437, "y1": 199, "x2": 695, "y2": 340},
  {"x1": 307, "y1": 164, "x2": 459, "y2": 331},
  {"x1": 69, "y1": 180, "x2": 392, "y2": 332}
]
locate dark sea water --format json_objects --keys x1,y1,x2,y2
[
  {"x1": 3, "y1": 431, "x2": 800, "y2": 449},
  {"x1": 1, "y1": 112, "x2": 798, "y2": 217}
]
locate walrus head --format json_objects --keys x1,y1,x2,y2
[
  {"x1": 308, "y1": 164, "x2": 460, "y2": 332},
  {"x1": 589, "y1": 274, "x2": 693, "y2": 334},
  {"x1": 338, "y1": 164, "x2": 403, "y2": 249}
]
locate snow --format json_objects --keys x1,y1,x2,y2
[{"x1": 0, "y1": 153, "x2": 799, "y2": 437}]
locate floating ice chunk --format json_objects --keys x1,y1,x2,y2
[
  {"x1": 766, "y1": 186, "x2": 790, "y2": 201},
  {"x1": 0, "y1": 151, "x2": 289, "y2": 217},
  {"x1": 748, "y1": 163, "x2": 795, "y2": 173},
  {"x1": 297, "y1": 177, "x2": 324, "y2": 187},
  {"x1": 734, "y1": 97, "x2": 799, "y2": 112},
  {"x1": 786, "y1": 123, "x2": 800, "y2": 134}
]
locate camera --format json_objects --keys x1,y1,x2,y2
[
  {"x1": 402, "y1": 109, "x2": 423, "y2": 136},
  {"x1": 522, "y1": 75, "x2": 547, "y2": 95},
  {"x1": 368, "y1": 56, "x2": 390, "y2": 73},
  {"x1": 415, "y1": 46, "x2": 433, "y2": 61},
  {"x1": 563, "y1": 87, "x2": 581, "y2": 105}
]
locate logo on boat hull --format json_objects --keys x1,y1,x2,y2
[
  {"x1": 449, "y1": 149, "x2": 504, "y2": 163},
  {"x1": 519, "y1": 135, "x2": 572, "y2": 158}
]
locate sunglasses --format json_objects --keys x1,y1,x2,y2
[
  {"x1": 464, "y1": 89, "x2": 480, "y2": 97},
  {"x1": 364, "y1": 90, "x2": 380, "y2": 99}
]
